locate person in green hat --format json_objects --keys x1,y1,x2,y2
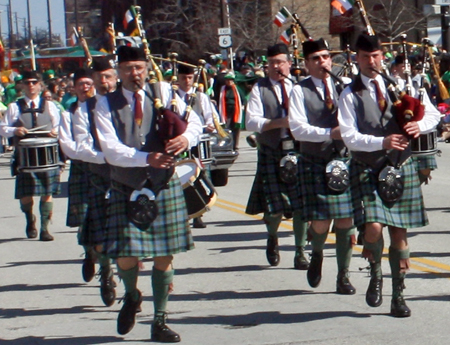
[{"x1": 4, "y1": 75, "x2": 23, "y2": 105}]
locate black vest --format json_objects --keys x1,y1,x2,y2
[
  {"x1": 299, "y1": 78, "x2": 346, "y2": 161},
  {"x1": 349, "y1": 75, "x2": 411, "y2": 170}
]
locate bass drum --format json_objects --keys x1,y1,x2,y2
[{"x1": 175, "y1": 159, "x2": 217, "y2": 219}]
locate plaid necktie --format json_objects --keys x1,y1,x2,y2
[
  {"x1": 134, "y1": 92, "x2": 143, "y2": 127},
  {"x1": 323, "y1": 79, "x2": 334, "y2": 110},
  {"x1": 371, "y1": 79, "x2": 386, "y2": 112}
]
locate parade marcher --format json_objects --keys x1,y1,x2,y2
[
  {"x1": 72, "y1": 57, "x2": 119, "y2": 307},
  {"x1": 338, "y1": 33, "x2": 438, "y2": 317},
  {"x1": 289, "y1": 38, "x2": 356, "y2": 294},
  {"x1": 245, "y1": 43, "x2": 309, "y2": 270},
  {"x1": 59, "y1": 68, "x2": 95, "y2": 282},
  {"x1": 218, "y1": 71, "x2": 245, "y2": 150},
  {"x1": 0, "y1": 71, "x2": 60, "y2": 241},
  {"x1": 177, "y1": 63, "x2": 216, "y2": 229},
  {"x1": 94, "y1": 46, "x2": 202, "y2": 341}
]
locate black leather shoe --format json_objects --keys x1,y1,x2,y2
[
  {"x1": 193, "y1": 217, "x2": 206, "y2": 228},
  {"x1": 307, "y1": 251, "x2": 323, "y2": 288},
  {"x1": 266, "y1": 235, "x2": 280, "y2": 266},
  {"x1": 151, "y1": 316, "x2": 181, "y2": 343},
  {"x1": 336, "y1": 269, "x2": 356, "y2": 295},
  {"x1": 100, "y1": 267, "x2": 116, "y2": 307},
  {"x1": 366, "y1": 276, "x2": 383, "y2": 307},
  {"x1": 39, "y1": 230, "x2": 54, "y2": 242},
  {"x1": 390, "y1": 296, "x2": 411, "y2": 317},
  {"x1": 82, "y1": 249, "x2": 96, "y2": 282},
  {"x1": 117, "y1": 290, "x2": 142, "y2": 335},
  {"x1": 26, "y1": 215, "x2": 37, "y2": 239},
  {"x1": 293, "y1": 246, "x2": 309, "y2": 270}
]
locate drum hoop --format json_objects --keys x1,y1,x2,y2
[
  {"x1": 175, "y1": 159, "x2": 201, "y2": 187},
  {"x1": 19, "y1": 137, "x2": 58, "y2": 146}
]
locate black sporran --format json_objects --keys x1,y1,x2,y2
[
  {"x1": 325, "y1": 159, "x2": 349, "y2": 193},
  {"x1": 279, "y1": 153, "x2": 298, "y2": 184},
  {"x1": 127, "y1": 188, "x2": 159, "y2": 228},
  {"x1": 377, "y1": 166, "x2": 404, "y2": 203}
]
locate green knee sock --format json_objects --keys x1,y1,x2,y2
[
  {"x1": 39, "y1": 201, "x2": 53, "y2": 232},
  {"x1": 263, "y1": 213, "x2": 282, "y2": 237},
  {"x1": 152, "y1": 268, "x2": 174, "y2": 320},
  {"x1": 20, "y1": 200, "x2": 34, "y2": 224},
  {"x1": 117, "y1": 265, "x2": 139, "y2": 301},
  {"x1": 389, "y1": 247, "x2": 410, "y2": 281},
  {"x1": 293, "y1": 211, "x2": 308, "y2": 247},
  {"x1": 363, "y1": 237, "x2": 384, "y2": 278},
  {"x1": 309, "y1": 227, "x2": 328, "y2": 253},
  {"x1": 335, "y1": 226, "x2": 355, "y2": 271}
]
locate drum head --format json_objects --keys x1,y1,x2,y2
[
  {"x1": 377, "y1": 166, "x2": 404, "y2": 203},
  {"x1": 175, "y1": 160, "x2": 199, "y2": 185},
  {"x1": 19, "y1": 137, "x2": 57, "y2": 146}
]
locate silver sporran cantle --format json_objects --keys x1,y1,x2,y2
[
  {"x1": 279, "y1": 153, "x2": 298, "y2": 184},
  {"x1": 377, "y1": 166, "x2": 404, "y2": 203},
  {"x1": 325, "y1": 159, "x2": 349, "y2": 193}
]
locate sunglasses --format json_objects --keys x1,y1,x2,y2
[{"x1": 23, "y1": 80, "x2": 39, "y2": 85}]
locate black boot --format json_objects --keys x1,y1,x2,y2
[
  {"x1": 99, "y1": 266, "x2": 116, "y2": 307},
  {"x1": 117, "y1": 290, "x2": 142, "y2": 335},
  {"x1": 336, "y1": 268, "x2": 356, "y2": 295},
  {"x1": 390, "y1": 278, "x2": 411, "y2": 317},
  {"x1": 26, "y1": 214, "x2": 37, "y2": 239},
  {"x1": 266, "y1": 235, "x2": 280, "y2": 266},
  {"x1": 193, "y1": 217, "x2": 206, "y2": 228},
  {"x1": 82, "y1": 248, "x2": 96, "y2": 283},
  {"x1": 307, "y1": 251, "x2": 323, "y2": 288},
  {"x1": 151, "y1": 314, "x2": 181, "y2": 343},
  {"x1": 366, "y1": 262, "x2": 383, "y2": 307},
  {"x1": 293, "y1": 246, "x2": 309, "y2": 270}
]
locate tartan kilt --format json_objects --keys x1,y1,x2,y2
[
  {"x1": 350, "y1": 158, "x2": 428, "y2": 228},
  {"x1": 299, "y1": 154, "x2": 353, "y2": 221},
  {"x1": 66, "y1": 161, "x2": 90, "y2": 227},
  {"x1": 246, "y1": 146, "x2": 302, "y2": 217},
  {"x1": 411, "y1": 154, "x2": 437, "y2": 171},
  {"x1": 15, "y1": 168, "x2": 61, "y2": 199},
  {"x1": 103, "y1": 174, "x2": 194, "y2": 258},
  {"x1": 78, "y1": 172, "x2": 110, "y2": 247}
]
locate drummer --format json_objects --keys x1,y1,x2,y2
[
  {"x1": 177, "y1": 62, "x2": 217, "y2": 228},
  {"x1": 0, "y1": 71, "x2": 61, "y2": 241}
]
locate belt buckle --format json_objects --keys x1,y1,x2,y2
[{"x1": 282, "y1": 139, "x2": 294, "y2": 151}]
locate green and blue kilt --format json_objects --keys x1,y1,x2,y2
[
  {"x1": 103, "y1": 175, "x2": 194, "y2": 258},
  {"x1": 299, "y1": 154, "x2": 353, "y2": 221},
  {"x1": 78, "y1": 172, "x2": 110, "y2": 247},
  {"x1": 66, "y1": 161, "x2": 90, "y2": 227},
  {"x1": 246, "y1": 146, "x2": 302, "y2": 218},
  {"x1": 412, "y1": 154, "x2": 437, "y2": 171},
  {"x1": 350, "y1": 158, "x2": 428, "y2": 228},
  {"x1": 15, "y1": 169, "x2": 61, "y2": 199}
]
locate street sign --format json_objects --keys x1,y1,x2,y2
[
  {"x1": 218, "y1": 27, "x2": 232, "y2": 35},
  {"x1": 219, "y1": 35, "x2": 232, "y2": 48}
]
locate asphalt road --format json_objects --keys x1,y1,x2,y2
[{"x1": 2, "y1": 132, "x2": 450, "y2": 344}]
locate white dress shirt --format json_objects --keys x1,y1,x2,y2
[
  {"x1": 94, "y1": 81, "x2": 202, "y2": 168},
  {"x1": 246, "y1": 77, "x2": 293, "y2": 133},
  {"x1": 0, "y1": 96, "x2": 60, "y2": 137},
  {"x1": 177, "y1": 88, "x2": 216, "y2": 127},
  {"x1": 338, "y1": 73, "x2": 441, "y2": 152}
]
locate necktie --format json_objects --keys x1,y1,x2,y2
[
  {"x1": 323, "y1": 79, "x2": 334, "y2": 110},
  {"x1": 184, "y1": 93, "x2": 190, "y2": 104},
  {"x1": 30, "y1": 101, "x2": 37, "y2": 127},
  {"x1": 371, "y1": 79, "x2": 386, "y2": 112},
  {"x1": 134, "y1": 92, "x2": 143, "y2": 127},
  {"x1": 279, "y1": 79, "x2": 289, "y2": 114}
]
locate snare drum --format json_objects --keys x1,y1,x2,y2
[
  {"x1": 175, "y1": 159, "x2": 217, "y2": 219},
  {"x1": 411, "y1": 130, "x2": 438, "y2": 156},
  {"x1": 190, "y1": 133, "x2": 213, "y2": 165},
  {"x1": 18, "y1": 137, "x2": 60, "y2": 173}
]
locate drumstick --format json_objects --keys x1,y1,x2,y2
[{"x1": 27, "y1": 124, "x2": 49, "y2": 132}]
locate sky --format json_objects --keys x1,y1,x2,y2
[{"x1": 0, "y1": 0, "x2": 66, "y2": 43}]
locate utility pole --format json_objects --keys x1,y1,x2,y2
[
  {"x1": 74, "y1": 0, "x2": 79, "y2": 30},
  {"x1": 27, "y1": 0, "x2": 32, "y2": 41},
  {"x1": 0, "y1": 11, "x2": 3, "y2": 41},
  {"x1": 8, "y1": 0, "x2": 13, "y2": 49},
  {"x1": 14, "y1": 12, "x2": 19, "y2": 46},
  {"x1": 219, "y1": 0, "x2": 233, "y2": 70},
  {"x1": 47, "y1": 0, "x2": 53, "y2": 47}
]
